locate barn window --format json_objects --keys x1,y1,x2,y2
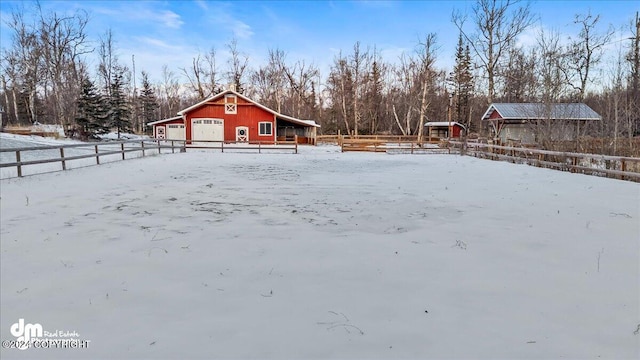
[
  {"x1": 225, "y1": 103, "x2": 237, "y2": 114},
  {"x1": 259, "y1": 122, "x2": 272, "y2": 136}
]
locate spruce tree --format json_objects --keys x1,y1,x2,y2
[
  {"x1": 75, "y1": 78, "x2": 108, "y2": 139},
  {"x1": 450, "y1": 34, "x2": 474, "y2": 132},
  {"x1": 108, "y1": 66, "x2": 131, "y2": 138},
  {"x1": 139, "y1": 71, "x2": 158, "y2": 133}
]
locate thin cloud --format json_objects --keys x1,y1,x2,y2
[
  {"x1": 134, "y1": 36, "x2": 182, "y2": 51},
  {"x1": 157, "y1": 10, "x2": 183, "y2": 29},
  {"x1": 195, "y1": 0, "x2": 208, "y2": 12}
]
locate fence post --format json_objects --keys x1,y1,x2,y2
[
  {"x1": 157, "y1": 140, "x2": 161, "y2": 154},
  {"x1": 16, "y1": 150, "x2": 22, "y2": 177},
  {"x1": 121, "y1": 143, "x2": 125, "y2": 160},
  {"x1": 221, "y1": 141, "x2": 224, "y2": 153},
  {"x1": 60, "y1": 148, "x2": 66, "y2": 170},
  {"x1": 95, "y1": 145, "x2": 100, "y2": 164},
  {"x1": 411, "y1": 142, "x2": 414, "y2": 154},
  {"x1": 141, "y1": 141, "x2": 146, "y2": 157},
  {"x1": 258, "y1": 142, "x2": 261, "y2": 154},
  {"x1": 171, "y1": 140, "x2": 175, "y2": 154}
]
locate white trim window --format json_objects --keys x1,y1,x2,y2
[
  {"x1": 258, "y1": 122, "x2": 273, "y2": 136},
  {"x1": 224, "y1": 94, "x2": 237, "y2": 114}
]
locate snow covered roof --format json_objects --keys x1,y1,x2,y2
[
  {"x1": 482, "y1": 103, "x2": 601, "y2": 121},
  {"x1": 147, "y1": 116, "x2": 183, "y2": 126},
  {"x1": 425, "y1": 122, "x2": 466, "y2": 128},
  {"x1": 177, "y1": 90, "x2": 320, "y2": 128}
]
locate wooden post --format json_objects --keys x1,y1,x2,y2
[
  {"x1": 121, "y1": 143, "x2": 125, "y2": 160},
  {"x1": 221, "y1": 141, "x2": 224, "y2": 153},
  {"x1": 157, "y1": 140, "x2": 161, "y2": 154},
  {"x1": 258, "y1": 142, "x2": 261, "y2": 154},
  {"x1": 141, "y1": 141, "x2": 146, "y2": 157},
  {"x1": 16, "y1": 150, "x2": 22, "y2": 177},
  {"x1": 60, "y1": 148, "x2": 66, "y2": 170},
  {"x1": 411, "y1": 142, "x2": 414, "y2": 154},
  {"x1": 95, "y1": 145, "x2": 100, "y2": 165},
  {"x1": 171, "y1": 140, "x2": 175, "y2": 154}
]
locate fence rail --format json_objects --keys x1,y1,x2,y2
[
  {"x1": 0, "y1": 139, "x2": 186, "y2": 178},
  {"x1": 184, "y1": 138, "x2": 298, "y2": 153},
  {"x1": 449, "y1": 140, "x2": 640, "y2": 182},
  {"x1": 340, "y1": 138, "x2": 447, "y2": 154}
]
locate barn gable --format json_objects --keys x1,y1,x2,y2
[{"x1": 149, "y1": 90, "x2": 319, "y2": 145}]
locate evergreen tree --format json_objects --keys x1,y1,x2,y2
[
  {"x1": 139, "y1": 71, "x2": 158, "y2": 133},
  {"x1": 75, "y1": 78, "x2": 108, "y2": 139},
  {"x1": 108, "y1": 65, "x2": 131, "y2": 138},
  {"x1": 450, "y1": 34, "x2": 474, "y2": 131}
]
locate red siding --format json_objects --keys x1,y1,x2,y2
[
  {"x1": 452, "y1": 125, "x2": 463, "y2": 138},
  {"x1": 153, "y1": 118, "x2": 184, "y2": 138},
  {"x1": 184, "y1": 100, "x2": 276, "y2": 142},
  {"x1": 489, "y1": 110, "x2": 502, "y2": 120}
]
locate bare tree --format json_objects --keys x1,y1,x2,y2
[
  {"x1": 452, "y1": 0, "x2": 535, "y2": 103},
  {"x1": 283, "y1": 59, "x2": 319, "y2": 119},
  {"x1": 627, "y1": 12, "x2": 639, "y2": 138},
  {"x1": 536, "y1": 29, "x2": 568, "y2": 103},
  {"x1": 225, "y1": 38, "x2": 249, "y2": 93},
  {"x1": 160, "y1": 65, "x2": 180, "y2": 118},
  {"x1": 250, "y1": 48, "x2": 287, "y2": 112},
  {"x1": 564, "y1": 12, "x2": 614, "y2": 101},
  {"x1": 180, "y1": 54, "x2": 206, "y2": 99},
  {"x1": 416, "y1": 33, "x2": 439, "y2": 143}
]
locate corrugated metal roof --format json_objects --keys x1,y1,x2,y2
[
  {"x1": 146, "y1": 116, "x2": 183, "y2": 126},
  {"x1": 482, "y1": 103, "x2": 601, "y2": 121},
  {"x1": 424, "y1": 122, "x2": 466, "y2": 128}
]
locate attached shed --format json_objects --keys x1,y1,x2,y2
[
  {"x1": 148, "y1": 90, "x2": 320, "y2": 145},
  {"x1": 424, "y1": 121, "x2": 465, "y2": 139},
  {"x1": 147, "y1": 116, "x2": 184, "y2": 140},
  {"x1": 481, "y1": 103, "x2": 601, "y2": 145}
]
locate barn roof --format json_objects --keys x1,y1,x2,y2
[
  {"x1": 425, "y1": 121, "x2": 466, "y2": 128},
  {"x1": 177, "y1": 89, "x2": 320, "y2": 128},
  {"x1": 481, "y1": 103, "x2": 601, "y2": 121},
  {"x1": 146, "y1": 116, "x2": 182, "y2": 126}
]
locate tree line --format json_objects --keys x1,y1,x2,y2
[{"x1": 1, "y1": 0, "x2": 638, "y2": 143}]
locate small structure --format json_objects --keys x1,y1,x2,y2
[
  {"x1": 481, "y1": 103, "x2": 601, "y2": 145},
  {"x1": 424, "y1": 121, "x2": 465, "y2": 139},
  {"x1": 148, "y1": 90, "x2": 320, "y2": 145}
]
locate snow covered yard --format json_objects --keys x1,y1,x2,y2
[{"x1": 1, "y1": 145, "x2": 638, "y2": 359}]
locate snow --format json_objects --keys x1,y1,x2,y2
[
  {"x1": 1, "y1": 133, "x2": 156, "y2": 179},
  {"x1": 1, "y1": 141, "x2": 639, "y2": 359}
]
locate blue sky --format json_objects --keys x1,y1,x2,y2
[{"x1": 1, "y1": 0, "x2": 638, "y2": 84}]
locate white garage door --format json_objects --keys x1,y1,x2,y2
[
  {"x1": 192, "y1": 119, "x2": 223, "y2": 145},
  {"x1": 166, "y1": 124, "x2": 185, "y2": 140}
]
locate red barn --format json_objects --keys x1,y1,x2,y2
[
  {"x1": 148, "y1": 89, "x2": 320, "y2": 145},
  {"x1": 424, "y1": 121, "x2": 465, "y2": 139}
]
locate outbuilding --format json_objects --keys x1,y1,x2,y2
[
  {"x1": 148, "y1": 89, "x2": 320, "y2": 145},
  {"x1": 481, "y1": 103, "x2": 601, "y2": 145},
  {"x1": 424, "y1": 121, "x2": 465, "y2": 139}
]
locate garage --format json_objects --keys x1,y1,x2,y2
[
  {"x1": 192, "y1": 118, "x2": 224, "y2": 144},
  {"x1": 166, "y1": 124, "x2": 185, "y2": 140}
]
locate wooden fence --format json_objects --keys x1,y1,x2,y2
[
  {"x1": 0, "y1": 138, "x2": 298, "y2": 178},
  {"x1": 0, "y1": 139, "x2": 186, "y2": 178},
  {"x1": 340, "y1": 137, "x2": 447, "y2": 154},
  {"x1": 449, "y1": 140, "x2": 640, "y2": 182},
  {"x1": 318, "y1": 134, "x2": 442, "y2": 146},
  {"x1": 185, "y1": 138, "x2": 298, "y2": 153}
]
